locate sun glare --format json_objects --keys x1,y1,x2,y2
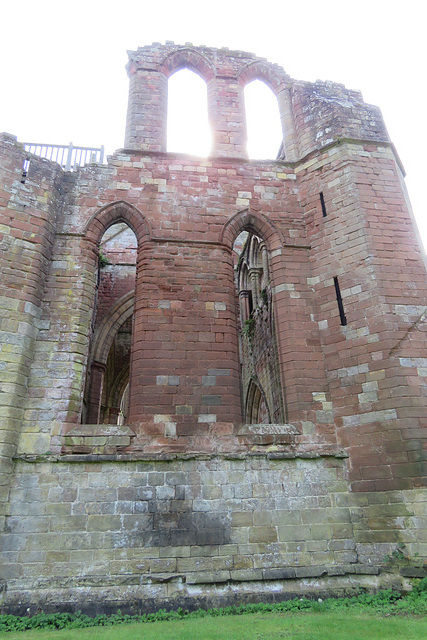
[
  {"x1": 244, "y1": 80, "x2": 282, "y2": 160},
  {"x1": 167, "y1": 68, "x2": 211, "y2": 156}
]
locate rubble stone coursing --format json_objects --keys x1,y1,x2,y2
[{"x1": 1, "y1": 43, "x2": 426, "y2": 613}]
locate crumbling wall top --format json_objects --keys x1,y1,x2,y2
[
  {"x1": 126, "y1": 42, "x2": 291, "y2": 86},
  {"x1": 124, "y1": 42, "x2": 390, "y2": 160}
]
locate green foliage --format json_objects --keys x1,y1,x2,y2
[
  {"x1": 98, "y1": 251, "x2": 110, "y2": 268},
  {"x1": 242, "y1": 315, "x2": 255, "y2": 338},
  {"x1": 2, "y1": 581, "x2": 427, "y2": 634},
  {"x1": 384, "y1": 542, "x2": 422, "y2": 564},
  {"x1": 260, "y1": 288, "x2": 268, "y2": 307}
]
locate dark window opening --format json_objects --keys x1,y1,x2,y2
[{"x1": 248, "y1": 290, "x2": 254, "y2": 316}]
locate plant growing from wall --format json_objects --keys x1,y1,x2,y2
[
  {"x1": 260, "y1": 287, "x2": 268, "y2": 308},
  {"x1": 98, "y1": 250, "x2": 110, "y2": 268},
  {"x1": 242, "y1": 315, "x2": 255, "y2": 340},
  {"x1": 383, "y1": 542, "x2": 425, "y2": 569}
]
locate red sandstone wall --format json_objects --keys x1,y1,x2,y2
[
  {"x1": 3, "y1": 142, "x2": 425, "y2": 488},
  {"x1": 1, "y1": 44, "x2": 426, "y2": 494},
  {"x1": 299, "y1": 144, "x2": 427, "y2": 490}
]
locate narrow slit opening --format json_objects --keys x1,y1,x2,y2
[
  {"x1": 21, "y1": 158, "x2": 30, "y2": 184},
  {"x1": 320, "y1": 191, "x2": 327, "y2": 218},
  {"x1": 334, "y1": 276, "x2": 347, "y2": 326}
]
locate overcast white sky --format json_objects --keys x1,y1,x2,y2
[{"x1": 1, "y1": 0, "x2": 425, "y2": 248}]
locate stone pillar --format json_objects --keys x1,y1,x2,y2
[
  {"x1": 124, "y1": 65, "x2": 168, "y2": 151},
  {"x1": 239, "y1": 290, "x2": 252, "y2": 324},
  {"x1": 249, "y1": 268, "x2": 262, "y2": 306},
  {"x1": 128, "y1": 244, "x2": 242, "y2": 426},
  {"x1": 277, "y1": 87, "x2": 299, "y2": 161},
  {"x1": 208, "y1": 77, "x2": 247, "y2": 158},
  {"x1": 260, "y1": 243, "x2": 269, "y2": 289}
]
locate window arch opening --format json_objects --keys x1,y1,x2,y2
[
  {"x1": 233, "y1": 230, "x2": 284, "y2": 424},
  {"x1": 82, "y1": 222, "x2": 137, "y2": 424},
  {"x1": 167, "y1": 68, "x2": 211, "y2": 156},
  {"x1": 244, "y1": 80, "x2": 282, "y2": 160},
  {"x1": 101, "y1": 318, "x2": 132, "y2": 424},
  {"x1": 245, "y1": 380, "x2": 270, "y2": 424}
]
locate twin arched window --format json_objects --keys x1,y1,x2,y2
[{"x1": 167, "y1": 69, "x2": 282, "y2": 159}]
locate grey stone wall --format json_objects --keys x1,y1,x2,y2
[{"x1": 2, "y1": 454, "x2": 424, "y2": 614}]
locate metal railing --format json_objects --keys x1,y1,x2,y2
[{"x1": 23, "y1": 142, "x2": 105, "y2": 171}]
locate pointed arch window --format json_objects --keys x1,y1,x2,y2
[
  {"x1": 83, "y1": 222, "x2": 137, "y2": 424},
  {"x1": 233, "y1": 229, "x2": 284, "y2": 424},
  {"x1": 167, "y1": 68, "x2": 211, "y2": 156},
  {"x1": 244, "y1": 80, "x2": 282, "y2": 159},
  {"x1": 245, "y1": 379, "x2": 270, "y2": 424}
]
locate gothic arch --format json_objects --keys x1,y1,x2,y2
[
  {"x1": 85, "y1": 200, "x2": 152, "y2": 248},
  {"x1": 226, "y1": 210, "x2": 286, "y2": 424},
  {"x1": 160, "y1": 48, "x2": 216, "y2": 82},
  {"x1": 245, "y1": 379, "x2": 271, "y2": 424},
  {"x1": 92, "y1": 291, "x2": 135, "y2": 365},
  {"x1": 238, "y1": 61, "x2": 287, "y2": 96},
  {"x1": 220, "y1": 209, "x2": 284, "y2": 253},
  {"x1": 238, "y1": 61, "x2": 297, "y2": 162},
  {"x1": 82, "y1": 205, "x2": 141, "y2": 425}
]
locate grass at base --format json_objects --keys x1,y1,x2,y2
[{"x1": 1, "y1": 611, "x2": 427, "y2": 640}]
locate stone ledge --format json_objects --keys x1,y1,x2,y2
[
  {"x1": 64, "y1": 425, "x2": 136, "y2": 437},
  {"x1": 119, "y1": 136, "x2": 398, "y2": 172},
  {"x1": 53, "y1": 421, "x2": 346, "y2": 459},
  {"x1": 60, "y1": 424, "x2": 136, "y2": 455},
  {"x1": 6, "y1": 565, "x2": 381, "y2": 591},
  {"x1": 1, "y1": 574, "x2": 404, "y2": 618},
  {"x1": 14, "y1": 448, "x2": 348, "y2": 464}
]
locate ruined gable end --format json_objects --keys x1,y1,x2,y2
[{"x1": 0, "y1": 43, "x2": 426, "y2": 615}]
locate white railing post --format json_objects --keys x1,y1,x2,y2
[{"x1": 65, "y1": 142, "x2": 73, "y2": 172}]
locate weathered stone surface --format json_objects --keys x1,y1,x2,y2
[{"x1": 1, "y1": 42, "x2": 426, "y2": 613}]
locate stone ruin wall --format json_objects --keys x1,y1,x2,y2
[{"x1": 0, "y1": 43, "x2": 427, "y2": 614}]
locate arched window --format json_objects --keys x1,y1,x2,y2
[
  {"x1": 233, "y1": 229, "x2": 284, "y2": 424},
  {"x1": 244, "y1": 80, "x2": 282, "y2": 159},
  {"x1": 245, "y1": 379, "x2": 270, "y2": 424},
  {"x1": 82, "y1": 222, "x2": 137, "y2": 424},
  {"x1": 167, "y1": 68, "x2": 211, "y2": 156}
]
